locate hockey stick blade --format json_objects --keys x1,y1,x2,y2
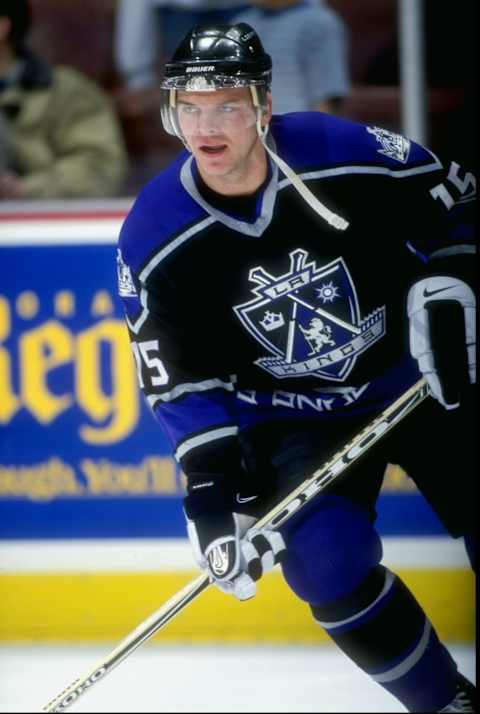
[
  {"x1": 42, "y1": 377, "x2": 429, "y2": 712},
  {"x1": 42, "y1": 574, "x2": 210, "y2": 712}
]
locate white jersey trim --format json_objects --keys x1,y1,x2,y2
[
  {"x1": 314, "y1": 570, "x2": 396, "y2": 630},
  {"x1": 180, "y1": 153, "x2": 279, "y2": 238},
  {"x1": 278, "y1": 150, "x2": 442, "y2": 189},
  {"x1": 125, "y1": 285, "x2": 149, "y2": 334},
  {"x1": 372, "y1": 620, "x2": 432, "y2": 683},
  {"x1": 148, "y1": 376, "x2": 237, "y2": 407},
  {"x1": 175, "y1": 426, "x2": 239, "y2": 461},
  {"x1": 430, "y1": 245, "x2": 476, "y2": 259}
]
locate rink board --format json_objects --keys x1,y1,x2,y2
[
  {"x1": 0, "y1": 568, "x2": 475, "y2": 645},
  {"x1": 0, "y1": 538, "x2": 475, "y2": 644},
  {"x1": 0, "y1": 206, "x2": 475, "y2": 644}
]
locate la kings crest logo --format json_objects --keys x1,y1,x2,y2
[
  {"x1": 117, "y1": 249, "x2": 138, "y2": 298},
  {"x1": 234, "y1": 249, "x2": 386, "y2": 382},
  {"x1": 367, "y1": 126, "x2": 411, "y2": 163}
]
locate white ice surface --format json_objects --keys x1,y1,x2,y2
[{"x1": 0, "y1": 643, "x2": 475, "y2": 713}]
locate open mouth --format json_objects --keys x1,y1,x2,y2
[{"x1": 200, "y1": 145, "x2": 227, "y2": 155}]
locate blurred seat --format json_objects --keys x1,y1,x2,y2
[
  {"x1": 341, "y1": 85, "x2": 466, "y2": 136},
  {"x1": 29, "y1": 0, "x2": 180, "y2": 195},
  {"x1": 329, "y1": 0, "x2": 398, "y2": 85},
  {"x1": 29, "y1": 0, "x2": 118, "y2": 87}
]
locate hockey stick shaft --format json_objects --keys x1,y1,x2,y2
[
  {"x1": 43, "y1": 573, "x2": 210, "y2": 712},
  {"x1": 43, "y1": 377, "x2": 429, "y2": 712},
  {"x1": 256, "y1": 377, "x2": 429, "y2": 532}
]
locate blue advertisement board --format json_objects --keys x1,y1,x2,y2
[{"x1": 0, "y1": 217, "x2": 448, "y2": 539}]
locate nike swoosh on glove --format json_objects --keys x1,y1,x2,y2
[{"x1": 407, "y1": 275, "x2": 476, "y2": 409}]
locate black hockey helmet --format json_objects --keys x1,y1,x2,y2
[
  {"x1": 163, "y1": 23, "x2": 271, "y2": 90},
  {"x1": 160, "y1": 23, "x2": 272, "y2": 139}
]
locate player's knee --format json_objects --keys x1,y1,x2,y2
[
  {"x1": 310, "y1": 563, "x2": 391, "y2": 627},
  {"x1": 280, "y1": 496, "x2": 382, "y2": 605}
]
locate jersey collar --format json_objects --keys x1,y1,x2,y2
[{"x1": 180, "y1": 133, "x2": 279, "y2": 238}]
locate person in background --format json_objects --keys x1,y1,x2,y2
[
  {"x1": 232, "y1": 0, "x2": 350, "y2": 114},
  {"x1": 0, "y1": 0, "x2": 128, "y2": 200}
]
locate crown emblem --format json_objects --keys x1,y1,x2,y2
[{"x1": 260, "y1": 311, "x2": 285, "y2": 332}]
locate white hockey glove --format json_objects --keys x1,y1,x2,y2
[
  {"x1": 407, "y1": 275, "x2": 476, "y2": 409},
  {"x1": 186, "y1": 511, "x2": 286, "y2": 601}
]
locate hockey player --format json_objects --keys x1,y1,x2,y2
[{"x1": 118, "y1": 24, "x2": 476, "y2": 712}]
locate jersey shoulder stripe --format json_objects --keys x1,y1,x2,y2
[
  {"x1": 118, "y1": 150, "x2": 208, "y2": 275},
  {"x1": 271, "y1": 113, "x2": 442, "y2": 175}
]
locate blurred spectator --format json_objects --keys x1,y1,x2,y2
[
  {"x1": 114, "y1": 0, "x2": 247, "y2": 117},
  {"x1": 0, "y1": 0, "x2": 128, "y2": 200},
  {"x1": 232, "y1": 0, "x2": 351, "y2": 114}
]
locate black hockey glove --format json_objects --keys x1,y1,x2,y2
[
  {"x1": 185, "y1": 509, "x2": 286, "y2": 601},
  {"x1": 407, "y1": 275, "x2": 476, "y2": 409}
]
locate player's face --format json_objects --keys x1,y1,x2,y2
[{"x1": 176, "y1": 88, "x2": 270, "y2": 186}]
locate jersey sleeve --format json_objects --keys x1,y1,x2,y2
[
  {"x1": 360, "y1": 125, "x2": 476, "y2": 276},
  {"x1": 275, "y1": 113, "x2": 476, "y2": 280},
  {"x1": 402, "y1": 156, "x2": 475, "y2": 275},
  {"x1": 117, "y1": 192, "x2": 246, "y2": 518}
]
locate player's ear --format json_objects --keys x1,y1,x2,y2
[{"x1": 264, "y1": 92, "x2": 272, "y2": 124}]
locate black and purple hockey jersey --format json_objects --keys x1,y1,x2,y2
[{"x1": 117, "y1": 112, "x2": 475, "y2": 492}]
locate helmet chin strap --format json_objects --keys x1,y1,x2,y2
[{"x1": 250, "y1": 87, "x2": 349, "y2": 232}]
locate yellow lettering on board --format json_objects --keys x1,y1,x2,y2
[
  {"x1": 383, "y1": 463, "x2": 418, "y2": 492},
  {"x1": 0, "y1": 458, "x2": 82, "y2": 501},
  {"x1": 81, "y1": 457, "x2": 179, "y2": 495},
  {"x1": 54, "y1": 291, "x2": 75, "y2": 318},
  {"x1": 76, "y1": 319, "x2": 139, "y2": 444},
  {"x1": 19, "y1": 320, "x2": 73, "y2": 424},
  {"x1": 0, "y1": 297, "x2": 19, "y2": 423},
  {"x1": 149, "y1": 457, "x2": 178, "y2": 494},
  {"x1": 16, "y1": 291, "x2": 39, "y2": 319},
  {"x1": 91, "y1": 290, "x2": 114, "y2": 317}
]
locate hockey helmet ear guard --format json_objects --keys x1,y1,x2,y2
[{"x1": 160, "y1": 23, "x2": 271, "y2": 140}]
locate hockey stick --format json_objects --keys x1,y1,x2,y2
[{"x1": 43, "y1": 377, "x2": 429, "y2": 712}]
